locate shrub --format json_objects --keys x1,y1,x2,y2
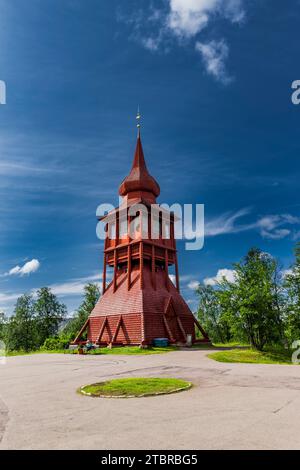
[{"x1": 42, "y1": 336, "x2": 69, "y2": 351}]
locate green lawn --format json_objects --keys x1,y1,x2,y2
[
  {"x1": 5, "y1": 349, "x2": 49, "y2": 357},
  {"x1": 87, "y1": 346, "x2": 177, "y2": 355},
  {"x1": 5, "y1": 345, "x2": 178, "y2": 357},
  {"x1": 208, "y1": 347, "x2": 296, "y2": 365},
  {"x1": 190, "y1": 341, "x2": 249, "y2": 350},
  {"x1": 79, "y1": 377, "x2": 192, "y2": 397}
]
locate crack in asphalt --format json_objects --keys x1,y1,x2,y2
[
  {"x1": 89, "y1": 365, "x2": 232, "y2": 382},
  {"x1": 273, "y1": 397, "x2": 295, "y2": 414}
]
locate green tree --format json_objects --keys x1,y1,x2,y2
[
  {"x1": 284, "y1": 242, "x2": 300, "y2": 344},
  {"x1": 35, "y1": 287, "x2": 67, "y2": 345},
  {"x1": 6, "y1": 294, "x2": 37, "y2": 351},
  {"x1": 0, "y1": 311, "x2": 7, "y2": 341},
  {"x1": 217, "y1": 248, "x2": 283, "y2": 350},
  {"x1": 196, "y1": 284, "x2": 231, "y2": 343},
  {"x1": 63, "y1": 283, "x2": 100, "y2": 340}
]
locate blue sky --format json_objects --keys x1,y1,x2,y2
[{"x1": 1, "y1": 0, "x2": 300, "y2": 314}]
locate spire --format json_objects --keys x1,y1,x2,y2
[
  {"x1": 136, "y1": 105, "x2": 141, "y2": 137},
  {"x1": 119, "y1": 112, "x2": 160, "y2": 199}
]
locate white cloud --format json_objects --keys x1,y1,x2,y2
[
  {"x1": 293, "y1": 230, "x2": 300, "y2": 241},
  {"x1": 0, "y1": 292, "x2": 21, "y2": 313},
  {"x1": 121, "y1": 0, "x2": 246, "y2": 83},
  {"x1": 169, "y1": 274, "x2": 176, "y2": 283},
  {"x1": 141, "y1": 36, "x2": 161, "y2": 51},
  {"x1": 167, "y1": 0, "x2": 213, "y2": 38},
  {"x1": 0, "y1": 272, "x2": 103, "y2": 314},
  {"x1": 195, "y1": 39, "x2": 232, "y2": 84},
  {"x1": 281, "y1": 268, "x2": 293, "y2": 278},
  {"x1": 205, "y1": 209, "x2": 300, "y2": 240},
  {"x1": 204, "y1": 268, "x2": 236, "y2": 286},
  {"x1": 187, "y1": 280, "x2": 200, "y2": 290},
  {"x1": 256, "y1": 215, "x2": 300, "y2": 240},
  {"x1": 6, "y1": 259, "x2": 40, "y2": 277},
  {"x1": 50, "y1": 281, "x2": 93, "y2": 296},
  {"x1": 0, "y1": 292, "x2": 22, "y2": 303},
  {"x1": 167, "y1": 0, "x2": 245, "y2": 38},
  {"x1": 47, "y1": 272, "x2": 105, "y2": 297},
  {"x1": 205, "y1": 207, "x2": 251, "y2": 236}
]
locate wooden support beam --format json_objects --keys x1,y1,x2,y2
[
  {"x1": 165, "y1": 248, "x2": 169, "y2": 291},
  {"x1": 175, "y1": 256, "x2": 180, "y2": 293},
  {"x1": 176, "y1": 315, "x2": 187, "y2": 342},
  {"x1": 110, "y1": 315, "x2": 123, "y2": 345},
  {"x1": 193, "y1": 316, "x2": 210, "y2": 340},
  {"x1": 127, "y1": 244, "x2": 131, "y2": 290},
  {"x1": 140, "y1": 242, "x2": 144, "y2": 289},
  {"x1": 164, "y1": 296, "x2": 172, "y2": 314},
  {"x1": 116, "y1": 212, "x2": 119, "y2": 246},
  {"x1": 163, "y1": 314, "x2": 175, "y2": 343},
  {"x1": 96, "y1": 317, "x2": 108, "y2": 344},
  {"x1": 113, "y1": 248, "x2": 117, "y2": 292},
  {"x1": 151, "y1": 244, "x2": 156, "y2": 290},
  {"x1": 170, "y1": 218, "x2": 175, "y2": 249},
  {"x1": 102, "y1": 253, "x2": 107, "y2": 294},
  {"x1": 73, "y1": 318, "x2": 89, "y2": 344}
]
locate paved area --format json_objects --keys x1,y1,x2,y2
[{"x1": 0, "y1": 349, "x2": 300, "y2": 449}]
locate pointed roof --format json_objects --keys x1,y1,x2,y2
[{"x1": 119, "y1": 134, "x2": 160, "y2": 198}]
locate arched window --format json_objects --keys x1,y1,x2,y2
[
  {"x1": 162, "y1": 220, "x2": 170, "y2": 239},
  {"x1": 119, "y1": 218, "x2": 128, "y2": 238},
  {"x1": 108, "y1": 221, "x2": 116, "y2": 240},
  {"x1": 151, "y1": 217, "x2": 160, "y2": 239},
  {"x1": 129, "y1": 215, "x2": 140, "y2": 239}
]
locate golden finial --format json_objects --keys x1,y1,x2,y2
[{"x1": 136, "y1": 106, "x2": 141, "y2": 135}]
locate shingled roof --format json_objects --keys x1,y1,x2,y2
[{"x1": 119, "y1": 134, "x2": 160, "y2": 199}]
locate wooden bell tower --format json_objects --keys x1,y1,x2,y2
[{"x1": 74, "y1": 115, "x2": 209, "y2": 347}]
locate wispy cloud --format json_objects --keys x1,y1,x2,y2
[
  {"x1": 120, "y1": 0, "x2": 247, "y2": 83},
  {"x1": 49, "y1": 280, "x2": 97, "y2": 297},
  {"x1": 256, "y1": 215, "x2": 300, "y2": 240},
  {"x1": 0, "y1": 292, "x2": 22, "y2": 303},
  {"x1": 4, "y1": 259, "x2": 40, "y2": 277},
  {"x1": 205, "y1": 207, "x2": 251, "y2": 236},
  {"x1": 205, "y1": 208, "x2": 300, "y2": 240},
  {"x1": 195, "y1": 39, "x2": 232, "y2": 84},
  {"x1": 0, "y1": 273, "x2": 103, "y2": 314},
  {"x1": 45, "y1": 273, "x2": 111, "y2": 297},
  {"x1": 187, "y1": 280, "x2": 200, "y2": 290},
  {"x1": 47, "y1": 273, "x2": 105, "y2": 297},
  {"x1": 166, "y1": 0, "x2": 245, "y2": 38}
]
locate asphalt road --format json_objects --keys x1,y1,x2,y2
[{"x1": 0, "y1": 349, "x2": 300, "y2": 449}]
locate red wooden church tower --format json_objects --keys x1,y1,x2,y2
[{"x1": 75, "y1": 116, "x2": 209, "y2": 347}]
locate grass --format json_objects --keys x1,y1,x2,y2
[
  {"x1": 5, "y1": 349, "x2": 48, "y2": 357},
  {"x1": 4, "y1": 345, "x2": 178, "y2": 357},
  {"x1": 208, "y1": 347, "x2": 296, "y2": 365},
  {"x1": 188, "y1": 341, "x2": 249, "y2": 350},
  {"x1": 213, "y1": 341, "x2": 249, "y2": 348},
  {"x1": 79, "y1": 377, "x2": 192, "y2": 397},
  {"x1": 5, "y1": 348, "x2": 77, "y2": 356},
  {"x1": 87, "y1": 346, "x2": 177, "y2": 355}
]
